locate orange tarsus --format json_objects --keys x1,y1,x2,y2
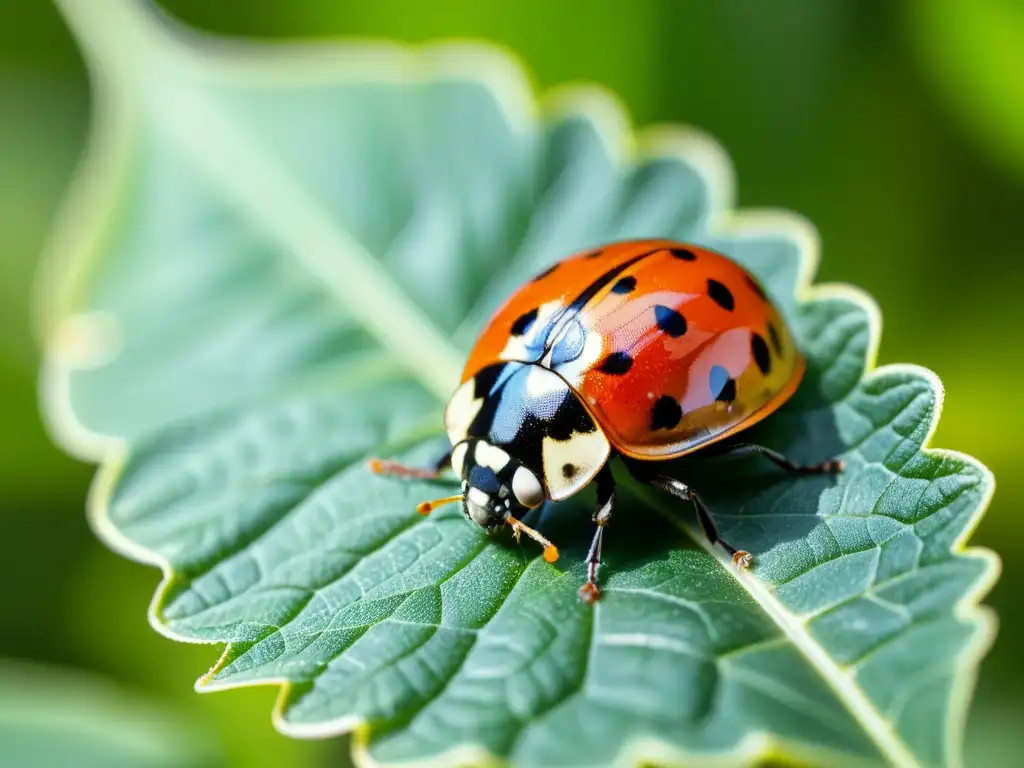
[
  {"x1": 366, "y1": 457, "x2": 458, "y2": 517},
  {"x1": 507, "y1": 515, "x2": 559, "y2": 563},
  {"x1": 415, "y1": 495, "x2": 462, "y2": 516},
  {"x1": 366, "y1": 457, "x2": 440, "y2": 480},
  {"x1": 732, "y1": 550, "x2": 752, "y2": 569},
  {"x1": 579, "y1": 582, "x2": 601, "y2": 604}
]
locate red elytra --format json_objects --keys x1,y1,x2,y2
[{"x1": 461, "y1": 239, "x2": 805, "y2": 460}]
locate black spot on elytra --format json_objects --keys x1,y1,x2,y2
[
  {"x1": 533, "y1": 263, "x2": 558, "y2": 281},
  {"x1": 768, "y1": 322, "x2": 783, "y2": 355},
  {"x1": 707, "y1": 279, "x2": 735, "y2": 311},
  {"x1": 709, "y1": 364, "x2": 736, "y2": 402},
  {"x1": 670, "y1": 247, "x2": 697, "y2": 261},
  {"x1": 598, "y1": 351, "x2": 633, "y2": 375},
  {"x1": 654, "y1": 305, "x2": 687, "y2": 337},
  {"x1": 562, "y1": 463, "x2": 576, "y2": 479},
  {"x1": 745, "y1": 274, "x2": 768, "y2": 301},
  {"x1": 752, "y1": 333, "x2": 772, "y2": 375},
  {"x1": 651, "y1": 396, "x2": 682, "y2": 430},
  {"x1": 566, "y1": 254, "x2": 652, "y2": 314},
  {"x1": 510, "y1": 308, "x2": 538, "y2": 336},
  {"x1": 611, "y1": 276, "x2": 636, "y2": 294},
  {"x1": 716, "y1": 378, "x2": 736, "y2": 402}
]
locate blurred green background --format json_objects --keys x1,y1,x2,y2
[{"x1": 1, "y1": 1, "x2": 1021, "y2": 766}]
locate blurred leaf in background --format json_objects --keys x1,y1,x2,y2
[
  {"x1": 2, "y1": 1, "x2": 1022, "y2": 767},
  {"x1": 907, "y1": 0, "x2": 1024, "y2": 181},
  {"x1": 0, "y1": 659, "x2": 222, "y2": 768}
]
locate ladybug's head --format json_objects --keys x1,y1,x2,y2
[
  {"x1": 423, "y1": 440, "x2": 558, "y2": 562},
  {"x1": 461, "y1": 441, "x2": 543, "y2": 526}
]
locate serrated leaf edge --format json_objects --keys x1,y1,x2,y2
[{"x1": 36, "y1": 3, "x2": 999, "y2": 768}]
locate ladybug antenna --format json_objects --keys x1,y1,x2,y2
[
  {"x1": 506, "y1": 514, "x2": 559, "y2": 563},
  {"x1": 415, "y1": 494, "x2": 462, "y2": 516}
]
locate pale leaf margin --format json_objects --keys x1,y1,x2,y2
[{"x1": 33, "y1": 2, "x2": 999, "y2": 767}]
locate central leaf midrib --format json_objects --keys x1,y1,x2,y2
[
  {"x1": 66, "y1": 0, "x2": 468, "y2": 401},
  {"x1": 637, "y1": 481, "x2": 923, "y2": 768}
]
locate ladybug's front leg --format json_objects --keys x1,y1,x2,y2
[
  {"x1": 579, "y1": 464, "x2": 616, "y2": 605},
  {"x1": 367, "y1": 448, "x2": 453, "y2": 480}
]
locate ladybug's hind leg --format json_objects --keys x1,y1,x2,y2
[
  {"x1": 637, "y1": 469, "x2": 752, "y2": 569},
  {"x1": 703, "y1": 442, "x2": 844, "y2": 475},
  {"x1": 579, "y1": 464, "x2": 616, "y2": 605},
  {"x1": 367, "y1": 448, "x2": 453, "y2": 480}
]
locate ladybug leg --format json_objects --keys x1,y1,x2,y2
[
  {"x1": 644, "y1": 473, "x2": 752, "y2": 569},
  {"x1": 579, "y1": 464, "x2": 616, "y2": 605},
  {"x1": 367, "y1": 449, "x2": 453, "y2": 480},
  {"x1": 706, "y1": 442, "x2": 844, "y2": 474}
]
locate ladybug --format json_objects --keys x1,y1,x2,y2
[{"x1": 370, "y1": 240, "x2": 842, "y2": 603}]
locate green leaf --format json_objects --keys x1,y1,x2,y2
[
  {"x1": 0, "y1": 660, "x2": 222, "y2": 768},
  {"x1": 41, "y1": 2, "x2": 997, "y2": 767}
]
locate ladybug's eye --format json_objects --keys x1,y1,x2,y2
[{"x1": 511, "y1": 467, "x2": 544, "y2": 508}]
